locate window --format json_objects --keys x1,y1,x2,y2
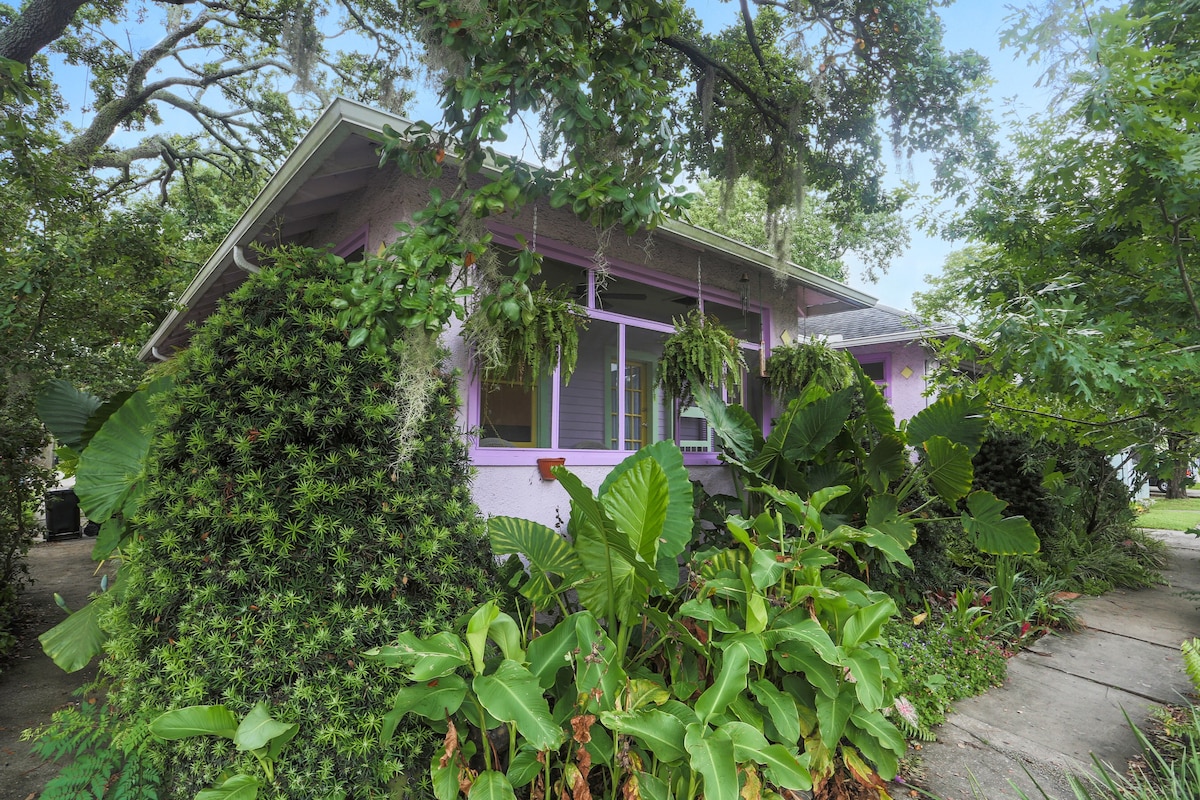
[
  {"x1": 855, "y1": 355, "x2": 890, "y2": 398},
  {"x1": 470, "y1": 234, "x2": 768, "y2": 465}
]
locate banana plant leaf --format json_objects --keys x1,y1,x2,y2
[
  {"x1": 38, "y1": 591, "x2": 111, "y2": 673},
  {"x1": 36, "y1": 380, "x2": 102, "y2": 452},
  {"x1": 74, "y1": 377, "x2": 172, "y2": 523}
]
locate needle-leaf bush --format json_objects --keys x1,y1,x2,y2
[{"x1": 101, "y1": 246, "x2": 506, "y2": 799}]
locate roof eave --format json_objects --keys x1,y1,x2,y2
[
  {"x1": 658, "y1": 220, "x2": 877, "y2": 310},
  {"x1": 138, "y1": 98, "x2": 398, "y2": 362}
]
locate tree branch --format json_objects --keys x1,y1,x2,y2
[{"x1": 658, "y1": 34, "x2": 788, "y2": 131}]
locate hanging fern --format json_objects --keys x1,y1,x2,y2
[
  {"x1": 657, "y1": 308, "x2": 747, "y2": 404},
  {"x1": 763, "y1": 340, "x2": 855, "y2": 401},
  {"x1": 1183, "y1": 638, "x2": 1200, "y2": 693},
  {"x1": 464, "y1": 283, "x2": 586, "y2": 387}
]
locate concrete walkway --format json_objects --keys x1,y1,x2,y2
[{"x1": 909, "y1": 530, "x2": 1200, "y2": 800}]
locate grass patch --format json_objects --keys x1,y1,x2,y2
[{"x1": 1138, "y1": 498, "x2": 1200, "y2": 531}]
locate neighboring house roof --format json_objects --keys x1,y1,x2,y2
[
  {"x1": 798, "y1": 304, "x2": 956, "y2": 348},
  {"x1": 139, "y1": 97, "x2": 882, "y2": 362}
]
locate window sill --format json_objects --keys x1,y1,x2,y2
[{"x1": 469, "y1": 448, "x2": 723, "y2": 468}]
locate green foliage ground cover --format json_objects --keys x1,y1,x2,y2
[
  {"x1": 883, "y1": 620, "x2": 1007, "y2": 737},
  {"x1": 1137, "y1": 499, "x2": 1200, "y2": 533}
]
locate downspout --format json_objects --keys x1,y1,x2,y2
[
  {"x1": 151, "y1": 347, "x2": 169, "y2": 362},
  {"x1": 233, "y1": 246, "x2": 260, "y2": 273}
]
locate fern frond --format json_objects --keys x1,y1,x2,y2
[{"x1": 1182, "y1": 638, "x2": 1200, "y2": 694}]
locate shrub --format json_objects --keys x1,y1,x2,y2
[
  {"x1": 101, "y1": 247, "x2": 507, "y2": 799},
  {"x1": 952, "y1": 428, "x2": 1163, "y2": 595},
  {"x1": 0, "y1": 374, "x2": 50, "y2": 664}
]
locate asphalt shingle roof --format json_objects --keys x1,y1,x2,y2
[{"x1": 799, "y1": 305, "x2": 930, "y2": 342}]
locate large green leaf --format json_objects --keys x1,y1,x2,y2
[
  {"x1": 38, "y1": 591, "x2": 113, "y2": 673},
  {"x1": 78, "y1": 391, "x2": 134, "y2": 453},
  {"x1": 921, "y1": 436, "x2": 974, "y2": 503},
  {"x1": 557, "y1": 468, "x2": 656, "y2": 623},
  {"x1": 632, "y1": 772, "x2": 671, "y2": 800},
  {"x1": 849, "y1": 707, "x2": 906, "y2": 774},
  {"x1": 467, "y1": 771, "x2": 518, "y2": 800},
  {"x1": 844, "y1": 650, "x2": 885, "y2": 711},
  {"x1": 853, "y1": 363, "x2": 896, "y2": 436},
  {"x1": 750, "y1": 679, "x2": 801, "y2": 745},
  {"x1": 474, "y1": 660, "x2": 564, "y2": 751},
  {"x1": 695, "y1": 638, "x2": 752, "y2": 724},
  {"x1": 771, "y1": 613, "x2": 839, "y2": 664},
  {"x1": 692, "y1": 384, "x2": 763, "y2": 463},
  {"x1": 774, "y1": 640, "x2": 838, "y2": 699},
  {"x1": 723, "y1": 723, "x2": 812, "y2": 791},
  {"x1": 865, "y1": 495, "x2": 917, "y2": 549},
  {"x1": 150, "y1": 705, "x2": 238, "y2": 740},
  {"x1": 962, "y1": 491, "x2": 1041, "y2": 555},
  {"x1": 600, "y1": 440, "x2": 693, "y2": 587},
  {"x1": 234, "y1": 702, "x2": 297, "y2": 752},
  {"x1": 382, "y1": 674, "x2": 468, "y2": 740},
  {"x1": 906, "y1": 392, "x2": 987, "y2": 454},
  {"x1": 487, "y1": 516, "x2": 582, "y2": 606},
  {"x1": 678, "y1": 598, "x2": 739, "y2": 633},
  {"x1": 526, "y1": 613, "x2": 580, "y2": 688},
  {"x1": 600, "y1": 457, "x2": 668, "y2": 572},
  {"x1": 74, "y1": 377, "x2": 173, "y2": 523},
  {"x1": 36, "y1": 379, "x2": 102, "y2": 452},
  {"x1": 574, "y1": 612, "x2": 626, "y2": 711},
  {"x1": 840, "y1": 599, "x2": 896, "y2": 648},
  {"x1": 363, "y1": 631, "x2": 469, "y2": 680},
  {"x1": 781, "y1": 388, "x2": 853, "y2": 462},
  {"x1": 599, "y1": 708, "x2": 687, "y2": 763},
  {"x1": 863, "y1": 435, "x2": 907, "y2": 493},
  {"x1": 196, "y1": 774, "x2": 259, "y2": 800},
  {"x1": 684, "y1": 724, "x2": 739, "y2": 800},
  {"x1": 814, "y1": 684, "x2": 857, "y2": 750}
]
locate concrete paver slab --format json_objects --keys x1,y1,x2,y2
[{"x1": 908, "y1": 534, "x2": 1200, "y2": 800}]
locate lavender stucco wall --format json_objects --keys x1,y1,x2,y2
[{"x1": 848, "y1": 341, "x2": 933, "y2": 422}]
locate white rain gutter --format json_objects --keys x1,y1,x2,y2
[{"x1": 233, "y1": 246, "x2": 260, "y2": 273}]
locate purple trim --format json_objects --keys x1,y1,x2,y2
[
  {"x1": 334, "y1": 224, "x2": 369, "y2": 257},
  {"x1": 488, "y1": 223, "x2": 755, "y2": 312},
  {"x1": 472, "y1": 447, "x2": 723, "y2": 468},
  {"x1": 470, "y1": 222, "x2": 772, "y2": 462}
]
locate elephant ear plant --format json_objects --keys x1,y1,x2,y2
[
  {"x1": 367, "y1": 439, "x2": 929, "y2": 799},
  {"x1": 693, "y1": 362, "x2": 1041, "y2": 559}
]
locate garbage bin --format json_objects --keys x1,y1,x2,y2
[{"x1": 45, "y1": 489, "x2": 82, "y2": 540}]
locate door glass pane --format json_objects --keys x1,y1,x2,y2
[
  {"x1": 620, "y1": 327, "x2": 671, "y2": 450},
  {"x1": 559, "y1": 318, "x2": 618, "y2": 450}
]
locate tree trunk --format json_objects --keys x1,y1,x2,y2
[
  {"x1": 0, "y1": 0, "x2": 89, "y2": 65},
  {"x1": 1166, "y1": 435, "x2": 1190, "y2": 499}
]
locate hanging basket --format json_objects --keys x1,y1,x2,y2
[{"x1": 656, "y1": 309, "x2": 747, "y2": 405}]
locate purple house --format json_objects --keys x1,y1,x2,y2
[
  {"x1": 796, "y1": 305, "x2": 955, "y2": 422},
  {"x1": 139, "y1": 98, "x2": 908, "y2": 528}
]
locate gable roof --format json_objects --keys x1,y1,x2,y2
[
  {"x1": 139, "y1": 97, "x2": 882, "y2": 361},
  {"x1": 798, "y1": 304, "x2": 955, "y2": 348}
]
